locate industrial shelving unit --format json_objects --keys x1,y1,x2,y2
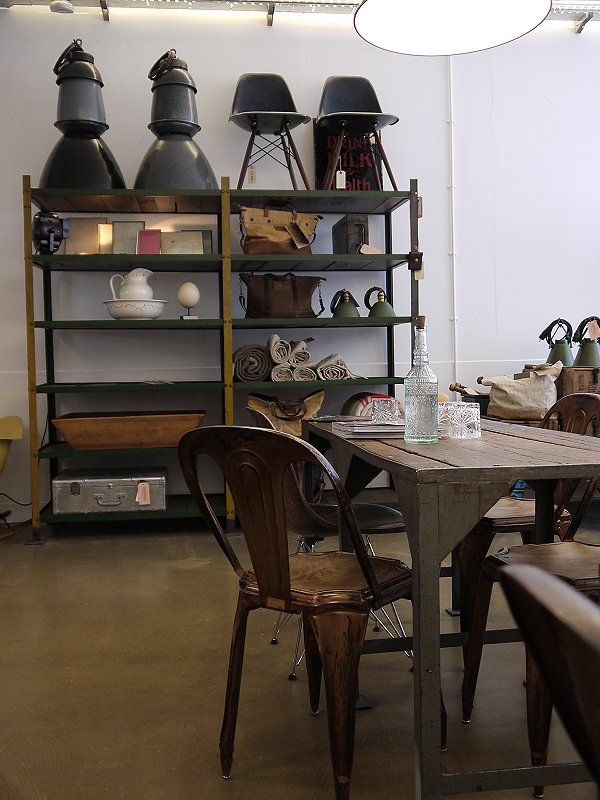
[{"x1": 23, "y1": 175, "x2": 421, "y2": 538}]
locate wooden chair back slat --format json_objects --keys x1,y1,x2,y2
[{"x1": 501, "y1": 564, "x2": 600, "y2": 785}]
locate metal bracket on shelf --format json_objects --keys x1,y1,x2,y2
[
  {"x1": 99, "y1": 0, "x2": 109, "y2": 20},
  {"x1": 267, "y1": 2, "x2": 274, "y2": 25},
  {"x1": 408, "y1": 251, "x2": 423, "y2": 272},
  {"x1": 574, "y1": 11, "x2": 593, "y2": 33}
]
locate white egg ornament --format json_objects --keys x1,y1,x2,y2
[{"x1": 178, "y1": 281, "x2": 200, "y2": 319}]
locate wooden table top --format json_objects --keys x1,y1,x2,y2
[{"x1": 306, "y1": 419, "x2": 600, "y2": 484}]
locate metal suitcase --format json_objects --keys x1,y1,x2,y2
[{"x1": 52, "y1": 468, "x2": 167, "y2": 515}]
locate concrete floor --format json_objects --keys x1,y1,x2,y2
[{"x1": 0, "y1": 511, "x2": 598, "y2": 800}]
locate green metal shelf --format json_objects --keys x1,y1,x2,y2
[
  {"x1": 32, "y1": 254, "x2": 221, "y2": 272},
  {"x1": 31, "y1": 188, "x2": 222, "y2": 215},
  {"x1": 231, "y1": 189, "x2": 410, "y2": 215},
  {"x1": 39, "y1": 493, "x2": 220, "y2": 524},
  {"x1": 231, "y1": 253, "x2": 408, "y2": 272},
  {"x1": 34, "y1": 319, "x2": 224, "y2": 330},
  {"x1": 233, "y1": 377, "x2": 404, "y2": 390},
  {"x1": 36, "y1": 381, "x2": 224, "y2": 394},
  {"x1": 38, "y1": 442, "x2": 179, "y2": 459},
  {"x1": 233, "y1": 316, "x2": 410, "y2": 328},
  {"x1": 30, "y1": 187, "x2": 410, "y2": 216}
]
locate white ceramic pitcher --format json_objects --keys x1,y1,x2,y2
[{"x1": 110, "y1": 268, "x2": 154, "y2": 301}]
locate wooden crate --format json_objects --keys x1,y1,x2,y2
[{"x1": 556, "y1": 367, "x2": 600, "y2": 398}]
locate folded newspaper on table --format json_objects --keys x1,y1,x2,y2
[{"x1": 332, "y1": 419, "x2": 407, "y2": 438}]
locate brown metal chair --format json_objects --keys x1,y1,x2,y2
[
  {"x1": 500, "y1": 565, "x2": 600, "y2": 792},
  {"x1": 179, "y1": 425, "x2": 415, "y2": 800},
  {"x1": 248, "y1": 407, "x2": 409, "y2": 658},
  {"x1": 456, "y1": 392, "x2": 600, "y2": 636},
  {"x1": 462, "y1": 545, "x2": 600, "y2": 795}
]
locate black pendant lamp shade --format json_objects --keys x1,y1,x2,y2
[
  {"x1": 134, "y1": 50, "x2": 218, "y2": 190},
  {"x1": 39, "y1": 39, "x2": 125, "y2": 190}
]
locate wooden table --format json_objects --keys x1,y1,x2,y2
[{"x1": 304, "y1": 419, "x2": 600, "y2": 799}]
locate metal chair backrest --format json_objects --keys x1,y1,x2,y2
[
  {"x1": 501, "y1": 564, "x2": 600, "y2": 785},
  {"x1": 317, "y1": 76, "x2": 383, "y2": 118},
  {"x1": 231, "y1": 73, "x2": 298, "y2": 116},
  {"x1": 540, "y1": 393, "x2": 600, "y2": 539},
  {"x1": 178, "y1": 426, "x2": 381, "y2": 609}
]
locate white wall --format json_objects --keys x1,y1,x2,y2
[{"x1": 0, "y1": 9, "x2": 597, "y2": 517}]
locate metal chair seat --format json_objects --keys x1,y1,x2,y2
[
  {"x1": 240, "y1": 551, "x2": 412, "y2": 612},
  {"x1": 315, "y1": 501, "x2": 405, "y2": 535},
  {"x1": 315, "y1": 111, "x2": 398, "y2": 134},
  {"x1": 230, "y1": 110, "x2": 310, "y2": 135}
]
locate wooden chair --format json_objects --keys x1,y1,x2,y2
[
  {"x1": 500, "y1": 565, "x2": 600, "y2": 792},
  {"x1": 179, "y1": 425, "x2": 417, "y2": 800},
  {"x1": 456, "y1": 392, "x2": 600, "y2": 636},
  {"x1": 462, "y1": 542, "x2": 600, "y2": 797}
]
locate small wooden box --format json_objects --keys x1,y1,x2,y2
[{"x1": 556, "y1": 367, "x2": 600, "y2": 398}]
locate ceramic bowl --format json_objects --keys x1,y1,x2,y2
[{"x1": 103, "y1": 299, "x2": 167, "y2": 320}]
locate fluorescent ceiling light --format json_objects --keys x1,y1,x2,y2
[{"x1": 354, "y1": 0, "x2": 552, "y2": 56}]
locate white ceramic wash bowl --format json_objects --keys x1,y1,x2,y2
[{"x1": 103, "y1": 299, "x2": 167, "y2": 320}]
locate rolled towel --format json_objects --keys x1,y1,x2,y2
[
  {"x1": 271, "y1": 363, "x2": 294, "y2": 382},
  {"x1": 234, "y1": 345, "x2": 271, "y2": 382},
  {"x1": 316, "y1": 353, "x2": 351, "y2": 381},
  {"x1": 292, "y1": 365, "x2": 317, "y2": 382},
  {"x1": 289, "y1": 338, "x2": 314, "y2": 367},
  {"x1": 268, "y1": 333, "x2": 291, "y2": 365}
]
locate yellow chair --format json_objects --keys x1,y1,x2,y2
[{"x1": 0, "y1": 416, "x2": 24, "y2": 530}]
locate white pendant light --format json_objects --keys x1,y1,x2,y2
[{"x1": 354, "y1": 0, "x2": 552, "y2": 56}]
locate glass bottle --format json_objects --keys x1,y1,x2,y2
[{"x1": 404, "y1": 315, "x2": 439, "y2": 444}]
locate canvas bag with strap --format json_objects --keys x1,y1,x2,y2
[
  {"x1": 479, "y1": 362, "x2": 563, "y2": 420},
  {"x1": 247, "y1": 391, "x2": 324, "y2": 437},
  {"x1": 239, "y1": 202, "x2": 321, "y2": 254},
  {"x1": 240, "y1": 272, "x2": 325, "y2": 318}
]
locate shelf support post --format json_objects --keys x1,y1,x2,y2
[
  {"x1": 220, "y1": 176, "x2": 235, "y2": 524},
  {"x1": 23, "y1": 175, "x2": 44, "y2": 544}
]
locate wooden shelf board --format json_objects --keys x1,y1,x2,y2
[
  {"x1": 31, "y1": 189, "x2": 222, "y2": 215},
  {"x1": 35, "y1": 319, "x2": 224, "y2": 330},
  {"x1": 231, "y1": 253, "x2": 409, "y2": 272},
  {"x1": 39, "y1": 493, "x2": 219, "y2": 523},
  {"x1": 233, "y1": 377, "x2": 404, "y2": 389},
  {"x1": 33, "y1": 254, "x2": 221, "y2": 272},
  {"x1": 233, "y1": 316, "x2": 410, "y2": 328},
  {"x1": 38, "y1": 443, "x2": 179, "y2": 459},
  {"x1": 36, "y1": 381, "x2": 224, "y2": 394},
  {"x1": 231, "y1": 189, "x2": 410, "y2": 215}
]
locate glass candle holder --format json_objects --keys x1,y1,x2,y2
[
  {"x1": 372, "y1": 397, "x2": 402, "y2": 424},
  {"x1": 439, "y1": 402, "x2": 481, "y2": 439}
]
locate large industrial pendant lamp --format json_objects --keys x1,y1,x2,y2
[{"x1": 354, "y1": 0, "x2": 552, "y2": 56}]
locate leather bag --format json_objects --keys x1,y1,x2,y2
[
  {"x1": 247, "y1": 391, "x2": 324, "y2": 437},
  {"x1": 240, "y1": 272, "x2": 325, "y2": 318},
  {"x1": 239, "y1": 203, "x2": 320, "y2": 254}
]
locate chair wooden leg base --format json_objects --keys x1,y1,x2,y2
[
  {"x1": 461, "y1": 569, "x2": 494, "y2": 723},
  {"x1": 219, "y1": 591, "x2": 254, "y2": 779},
  {"x1": 303, "y1": 610, "x2": 322, "y2": 714},
  {"x1": 308, "y1": 610, "x2": 368, "y2": 800},
  {"x1": 526, "y1": 646, "x2": 553, "y2": 800}
]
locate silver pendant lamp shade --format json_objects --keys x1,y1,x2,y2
[
  {"x1": 354, "y1": 0, "x2": 552, "y2": 57},
  {"x1": 39, "y1": 39, "x2": 125, "y2": 189},
  {"x1": 134, "y1": 50, "x2": 218, "y2": 190}
]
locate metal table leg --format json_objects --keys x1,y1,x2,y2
[{"x1": 531, "y1": 479, "x2": 557, "y2": 545}]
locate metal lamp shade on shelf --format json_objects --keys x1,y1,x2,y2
[
  {"x1": 134, "y1": 50, "x2": 217, "y2": 190},
  {"x1": 39, "y1": 40, "x2": 125, "y2": 190}
]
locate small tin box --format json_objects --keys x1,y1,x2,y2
[
  {"x1": 52, "y1": 468, "x2": 167, "y2": 515},
  {"x1": 332, "y1": 214, "x2": 369, "y2": 254}
]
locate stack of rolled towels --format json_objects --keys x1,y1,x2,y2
[{"x1": 233, "y1": 333, "x2": 359, "y2": 383}]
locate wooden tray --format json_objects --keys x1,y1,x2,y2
[{"x1": 52, "y1": 411, "x2": 205, "y2": 450}]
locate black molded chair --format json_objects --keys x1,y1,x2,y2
[
  {"x1": 230, "y1": 73, "x2": 311, "y2": 189},
  {"x1": 315, "y1": 76, "x2": 399, "y2": 191}
]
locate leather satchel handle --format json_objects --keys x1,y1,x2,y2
[{"x1": 262, "y1": 200, "x2": 298, "y2": 220}]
